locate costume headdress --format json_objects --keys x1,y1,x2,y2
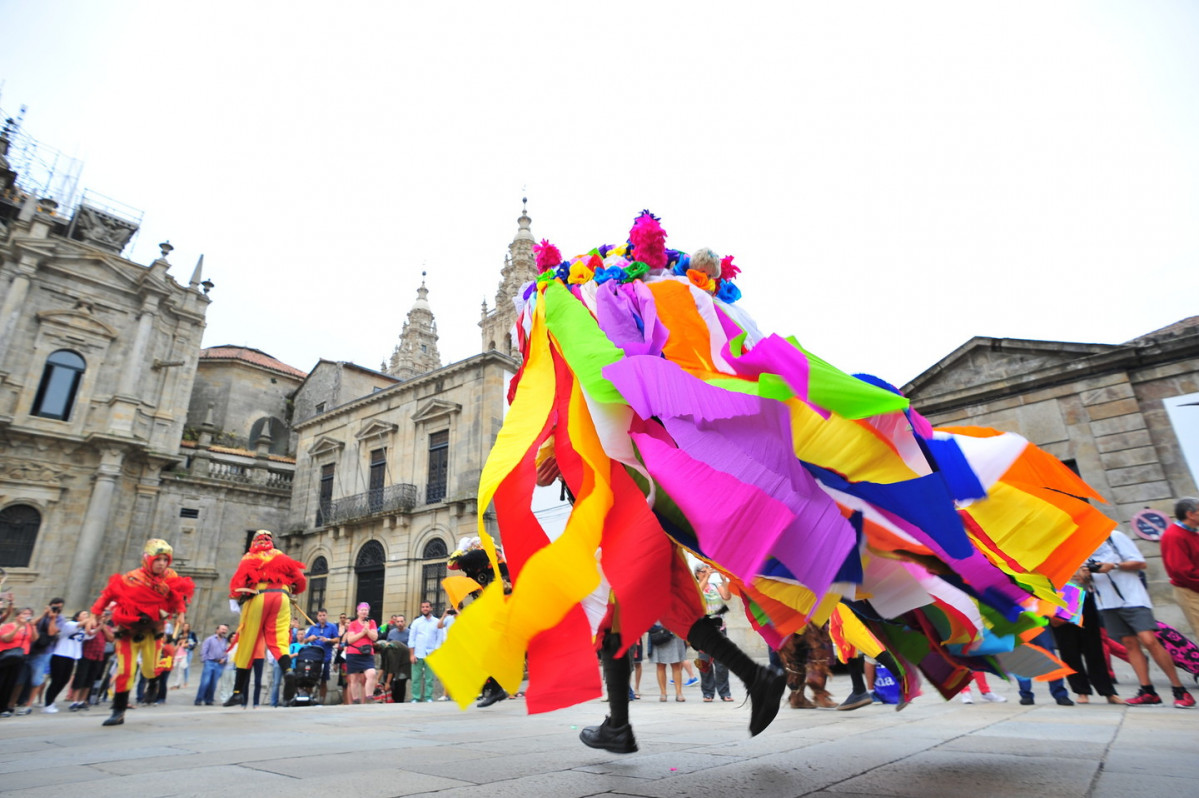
[{"x1": 142, "y1": 538, "x2": 173, "y2": 569}]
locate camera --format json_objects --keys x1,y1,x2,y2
[{"x1": 1084, "y1": 559, "x2": 1103, "y2": 573}]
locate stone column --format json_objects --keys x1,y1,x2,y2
[
  {"x1": 0, "y1": 258, "x2": 37, "y2": 373},
  {"x1": 66, "y1": 446, "x2": 126, "y2": 609}
]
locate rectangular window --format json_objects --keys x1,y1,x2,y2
[
  {"x1": 368, "y1": 448, "x2": 386, "y2": 512},
  {"x1": 426, "y1": 430, "x2": 448, "y2": 503},
  {"x1": 316, "y1": 463, "x2": 335, "y2": 525},
  {"x1": 180, "y1": 508, "x2": 200, "y2": 519},
  {"x1": 421, "y1": 561, "x2": 447, "y2": 615},
  {"x1": 315, "y1": 402, "x2": 326, "y2": 414},
  {"x1": 307, "y1": 578, "x2": 327, "y2": 616}
]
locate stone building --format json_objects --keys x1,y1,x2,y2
[
  {"x1": 903, "y1": 317, "x2": 1199, "y2": 626},
  {"x1": 0, "y1": 125, "x2": 211, "y2": 612}
]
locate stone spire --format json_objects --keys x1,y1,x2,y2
[
  {"x1": 480, "y1": 198, "x2": 539, "y2": 358},
  {"x1": 189, "y1": 254, "x2": 205, "y2": 289},
  {"x1": 387, "y1": 272, "x2": 442, "y2": 379}
]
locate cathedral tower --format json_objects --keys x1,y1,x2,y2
[
  {"x1": 480, "y1": 198, "x2": 539, "y2": 358},
  {"x1": 386, "y1": 273, "x2": 442, "y2": 379}
]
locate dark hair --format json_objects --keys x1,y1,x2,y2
[
  {"x1": 318, "y1": 608, "x2": 328, "y2": 614},
  {"x1": 1176, "y1": 497, "x2": 1199, "y2": 521},
  {"x1": 49, "y1": 597, "x2": 65, "y2": 606}
]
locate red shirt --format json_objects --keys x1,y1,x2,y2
[
  {"x1": 345, "y1": 620, "x2": 377, "y2": 656},
  {"x1": 1161, "y1": 521, "x2": 1199, "y2": 593},
  {"x1": 0, "y1": 622, "x2": 33, "y2": 654}
]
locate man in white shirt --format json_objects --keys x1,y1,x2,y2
[
  {"x1": 407, "y1": 601, "x2": 441, "y2": 702},
  {"x1": 1087, "y1": 530, "x2": 1195, "y2": 707}
]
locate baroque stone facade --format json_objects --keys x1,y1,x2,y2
[
  {"x1": 903, "y1": 317, "x2": 1199, "y2": 627},
  {"x1": 0, "y1": 183, "x2": 210, "y2": 611}
]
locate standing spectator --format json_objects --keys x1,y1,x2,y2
[
  {"x1": 343, "y1": 603, "x2": 378, "y2": 704},
  {"x1": 1088, "y1": 531, "x2": 1196, "y2": 707},
  {"x1": 651, "y1": 623, "x2": 688, "y2": 702},
  {"x1": 43, "y1": 609, "x2": 93, "y2": 713},
  {"x1": 0, "y1": 607, "x2": 34, "y2": 717},
  {"x1": 1051, "y1": 576, "x2": 1123, "y2": 704},
  {"x1": 168, "y1": 622, "x2": 197, "y2": 692},
  {"x1": 408, "y1": 600, "x2": 440, "y2": 702},
  {"x1": 72, "y1": 612, "x2": 112, "y2": 710},
  {"x1": 302, "y1": 608, "x2": 339, "y2": 705},
  {"x1": 1160, "y1": 497, "x2": 1199, "y2": 640},
  {"x1": 693, "y1": 564, "x2": 733, "y2": 702},
  {"x1": 18, "y1": 599, "x2": 62, "y2": 713},
  {"x1": 193, "y1": 624, "x2": 229, "y2": 706}
]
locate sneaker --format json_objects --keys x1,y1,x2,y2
[
  {"x1": 959, "y1": 691, "x2": 974, "y2": 704},
  {"x1": 0, "y1": 711, "x2": 11, "y2": 718},
  {"x1": 14, "y1": 707, "x2": 32, "y2": 716},
  {"x1": 837, "y1": 691, "x2": 873, "y2": 711},
  {"x1": 579, "y1": 716, "x2": 638, "y2": 754},
  {"x1": 1125, "y1": 692, "x2": 1162, "y2": 706},
  {"x1": 1019, "y1": 697, "x2": 1034, "y2": 705},
  {"x1": 683, "y1": 677, "x2": 699, "y2": 687},
  {"x1": 42, "y1": 704, "x2": 58, "y2": 714},
  {"x1": 870, "y1": 690, "x2": 883, "y2": 704},
  {"x1": 980, "y1": 692, "x2": 1006, "y2": 703},
  {"x1": 1055, "y1": 696, "x2": 1075, "y2": 706},
  {"x1": 439, "y1": 696, "x2": 450, "y2": 701},
  {"x1": 1174, "y1": 692, "x2": 1195, "y2": 709}
]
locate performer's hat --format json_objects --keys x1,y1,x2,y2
[
  {"x1": 142, "y1": 538, "x2": 174, "y2": 567},
  {"x1": 251, "y1": 529, "x2": 274, "y2": 543}
]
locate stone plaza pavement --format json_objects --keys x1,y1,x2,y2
[{"x1": 1, "y1": 676, "x2": 1196, "y2": 798}]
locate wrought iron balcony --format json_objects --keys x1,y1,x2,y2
[{"x1": 317, "y1": 483, "x2": 418, "y2": 526}]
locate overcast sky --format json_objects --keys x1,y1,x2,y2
[{"x1": 2, "y1": 1, "x2": 1196, "y2": 386}]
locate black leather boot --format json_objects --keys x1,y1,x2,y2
[
  {"x1": 477, "y1": 677, "x2": 508, "y2": 708},
  {"x1": 688, "y1": 616, "x2": 785, "y2": 736},
  {"x1": 223, "y1": 668, "x2": 250, "y2": 707},
  {"x1": 579, "y1": 715, "x2": 638, "y2": 753},
  {"x1": 102, "y1": 691, "x2": 128, "y2": 727},
  {"x1": 579, "y1": 632, "x2": 637, "y2": 753}
]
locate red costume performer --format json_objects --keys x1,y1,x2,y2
[
  {"x1": 224, "y1": 529, "x2": 306, "y2": 707},
  {"x1": 91, "y1": 538, "x2": 194, "y2": 727}
]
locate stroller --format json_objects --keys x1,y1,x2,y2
[{"x1": 289, "y1": 644, "x2": 326, "y2": 706}]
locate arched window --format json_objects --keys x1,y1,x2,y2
[
  {"x1": 354, "y1": 541, "x2": 386, "y2": 622},
  {"x1": 0, "y1": 504, "x2": 41, "y2": 567},
  {"x1": 421, "y1": 538, "x2": 448, "y2": 615},
  {"x1": 307, "y1": 556, "x2": 329, "y2": 616},
  {"x1": 32, "y1": 350, "x2": 86, "y2": 420}
]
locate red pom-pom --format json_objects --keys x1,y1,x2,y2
[
  {"x1": 720, "y1": 255, "x2": 741, "y2": 280},
  {"x1": 534, "y1": 239, "x2": 562, "y2": 270},
  {"x1": 629, "y1": 212, "x2": 668, "y2": 272}
]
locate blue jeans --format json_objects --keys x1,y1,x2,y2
[
  {"x1": 269, "y1": 659, "x2": 283, "y2": 707},
  {"x1": 195, "y1": 660, "x2": 222, "y2": 704}
]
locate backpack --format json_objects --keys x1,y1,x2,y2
[{"x1": 648, "y1": 624, "x2": 674, "y2": 647}]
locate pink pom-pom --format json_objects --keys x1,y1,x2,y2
[
  {"x1": 534, "y1": 239, "x2": 562, "y2": 270},
  {"x1": 629, "y1": 212, "x2": 668, "y2": 272},
  {"x1": 720, "y1": 255, "x2": 741, "y2": 280}
]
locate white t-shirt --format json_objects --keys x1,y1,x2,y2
[
  {"x1": 52, "y1": 620, "x2": 89, "y2": 660},
  {"x1": 1090, "y1": 531, "x2": 1152, "y2": 610}
]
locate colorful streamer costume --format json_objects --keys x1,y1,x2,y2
[
  {"x1": 91, "y1": 538, "x2": 194, "y2": 726},
  {"x1": 444, "y1": 537, "x2": 513, "y2": 708},
  {"x1": 224, "y1": 529, "x2": 306, "y2": 707},
  {"x1": 428, "y1": 211, "x2": 1116, "y2": 748}
]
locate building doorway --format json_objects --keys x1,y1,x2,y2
[{"x1": 354, "y1": 540, "x2": 386, "y2": 623}]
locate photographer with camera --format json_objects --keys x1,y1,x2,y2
[
  {"x1": 1086, "y1": 531, "x2": 1195, "y2": 707},
  {"x1": 14, "y1": 598, "x2": 62, "y2": 715}
]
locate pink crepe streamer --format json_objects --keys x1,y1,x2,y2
[
  {"x1": 629, "y1": 430, "x2": 794, "y2": 584},
  {"x1": 607, "y1": 356, "x2": 854, "y2": 592}
]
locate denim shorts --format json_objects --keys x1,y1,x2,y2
[{"x1": 25, "y1": 651, "x2": 52, "y2": 686}]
